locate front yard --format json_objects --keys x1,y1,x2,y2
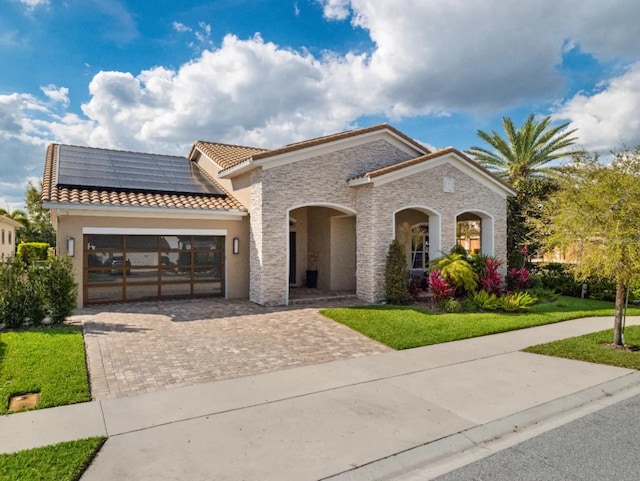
[
  {"x1": 0, "y1": 327, "x2": 91, "y2": 415},
  {"x1": 321, "y1": 296, "x2": 640, "y2": 350}
]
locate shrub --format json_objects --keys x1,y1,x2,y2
[
  {"x1": 384, "y1": 239, "x2": 412, "y2": 305},
  {"x1": 507, "y1": 267, "x2": 530, "y2": 291},
  {"x1": 526, "y1": 287, "x2": 557, "y2": 303},
  {"x1": 531, "y1": 263, "x2": 581, "y2": 296},
  {"x1": 16, "y1": 242, "x2": 50, "y2": 264},
  {"x1": 471, "y1": 255, "x2": 503, "y2": 296},
  {"x1": 469, "y1": 290, "x2": 501, "y2": 311},
  {"x1": 409, "y1": 274, "x2": 425, "y2": 300},
  {"x1": 499, "y1": 291, "x2": 537, "y2": 312},
  {"x1": 431, "y1": 251, "x2": 478, "y2": 295},
  {"x1": 428, "y1": 270, "x2": 454, "y2": 303},
  {"x1": 440, "y1": 298, "x2": 462, "y2": 313},
  {"x1": 0, "y1": 256, "x2": 77, "y2": 329}
]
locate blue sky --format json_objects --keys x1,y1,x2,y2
[{"x1": 1, "y1": 0, "x2": 640, "y2": 210}]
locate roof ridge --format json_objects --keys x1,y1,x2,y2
[
  {"x1": 194, "y1": 140, "x2": 268, "y2": 151},
  {"x1": 48, "y1": 142, "x2": 187, "y2": 159}
]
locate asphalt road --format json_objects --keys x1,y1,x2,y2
[{"x1": 432, "y1": 393, "x2": 640, "y2": 481}]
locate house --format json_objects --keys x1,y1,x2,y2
[
  {"x1": 41, "y1": 124, "x2": 515, "y2": 307},
  {"x1": 0, "y1": 215, "x2": 21, "y2": 260}
]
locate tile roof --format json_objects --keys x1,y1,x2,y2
[
  {"x1": 215, "y1": 124, "x2": 429, "y2": 174},
  {"x1": 42, "y1": 144, "x2": 246, "y2": 211},
  {"x1": 189, "y1": 141, "x2": 267, "y2": 170},
  {"x1": 350, "y1": 147, "x2": 516, "y2": 192}
]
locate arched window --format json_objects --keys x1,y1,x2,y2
[
  {"x1": 411, "y1": 224, "x2": 429, "y2": 270},
  {"x1": 456, "y1": 213, "x2": 482, "y2": 254}
]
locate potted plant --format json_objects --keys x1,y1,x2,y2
[{"x1": 306, "y1": 251, "x2": 319, "y2": 288}]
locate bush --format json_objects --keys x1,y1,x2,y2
[
  {"x1": 499, "y1": 291, "x2": 537, "y2": 312},
  {"x1": 16, "y1": 242, "x2": 50, "y2": 264},
  {"x1": 532, "y1": 263, "x2": 581, "y2": 296},
  {"x1": 428, "y1": 270, "x2": 454, "y2": 303},
  {"x1": 384, "y1": 239, "x2": 412, "y2": 305},
  {"x1": 469, "y1": 290, "x2": 501, "y2": 311},
  {"x1": 431, "y1": 251, "x2": 478, "y2": 295},
  {"x1": 440, "y1": 298, "x2": 462, "y2": 313},
  {"x1": 471, "y1": 255, "x2": 503, "y2": 296},
  {"x1": 0, "y1": 256, "x2": 77, "y2": 329}
]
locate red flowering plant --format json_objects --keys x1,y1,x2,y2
[
  {"x1": 477, "y1": 257, "x2": 504, "y2": 296},
  {"x1": 428, "y1": 269, "x2": 454, "y2": 303},
  {"x1": 507, "y1": 267, "x2": 530, "y2": 291}
]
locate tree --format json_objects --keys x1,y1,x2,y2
[
  {"x1": 19, "y1": 181, "x2": 56, "y2": 246},
  {"x1": 541, "y1": 147, "x2": 640, "y2": 346},
  {"x1": 466, "y1": 115, "x2": 578, "y2": 264}
]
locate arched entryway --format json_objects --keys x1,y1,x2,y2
[{"x1": 287, "y1": 204, "x2": 356, "y2": 303}]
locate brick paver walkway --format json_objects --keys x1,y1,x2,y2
[{"x1": 72, "y1": 298, "x2": 390, "y2": 400}]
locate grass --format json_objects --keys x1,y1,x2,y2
[
  {"x1": 320, "y1": 296, "x2": 640, "y2": 350},
  {"x1": 524, "y1": 325, "x2": 640, "y2": 370},
  {"x1": 0, "y1": 327, "x2": 91, "y2": 414},
  {"x1": 0, "y1": 437, "x2": 105, "y2": 481}
]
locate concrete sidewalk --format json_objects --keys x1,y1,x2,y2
[{"x1": 1, "y1": 316, "x2": 639, "y2": 480}]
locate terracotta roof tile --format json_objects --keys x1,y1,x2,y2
[
  {"x1": 42, "y1": 144, "x2": 245, "y2": 212},
  {"x1": 190, "y1": 141, "x2": 267, "y2": 170}
]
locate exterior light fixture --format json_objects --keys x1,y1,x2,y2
[
  {"x1": 67, "y1": 237, "x2": 75, "y2": 257},
  {"x1": 232, "y1": 237, "x2": 239, "y2": 255}
]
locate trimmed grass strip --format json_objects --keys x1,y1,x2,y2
[
  {"x1": 524, "y1": 325, "x2": 640, "y2": 370},
  {"x1": 0, "y1": 327, "x2": 91, "y2": 414},
  {"x1": 0, "y1": 437, "x2": 105, "y2": 481},
  {"x1": 321, "y1": 296, "x2": 640, "y2": 350}
]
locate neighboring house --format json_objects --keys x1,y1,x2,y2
[
  {"x1": 0, "y1": 215, "x2": 21, "y2": 260},
  {"x1": 42, "y1": 124, "x2": 515, "y2": 307}
]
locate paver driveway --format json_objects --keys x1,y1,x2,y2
[{"x1": 72, "y1": 298, "x2": 390, "y2": 400}]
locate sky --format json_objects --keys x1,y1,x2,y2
[{"x1": 1, "y1": 0, "x2": 640, "y2": 211}]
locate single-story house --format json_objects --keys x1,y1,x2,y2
[
  {"x1": 0, "y1": 215, "x2": 21, "y2": 260},
  {"x1": 41, "y1": 124, "x2": 515, "y2": 307}
]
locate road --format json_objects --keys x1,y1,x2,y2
[{"x1": 431, "y1": 392, "x2": 640, "y2": 481}]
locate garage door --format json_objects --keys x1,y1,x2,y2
[{"x1": 84, "y1": 234, "x2": 224, "y2": 305}]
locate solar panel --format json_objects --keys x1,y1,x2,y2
[{"x1": 56, "y1": 145, "x2": 224, "y2": 196}]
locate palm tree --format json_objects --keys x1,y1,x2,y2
[
  {"x1": 467, "y1": 114, "x2": 577, "y2": 190},
  {"x1": 466, "y1": 115, "x2": 578, "y2": 265},
  {"x1": 0, "y1": 208, "x2": 29, "y2": 227}
]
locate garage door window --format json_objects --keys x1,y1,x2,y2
[{"x1": 84, "y1": 234, "x2": 224, "y2": 304}]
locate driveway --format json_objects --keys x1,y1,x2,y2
[{"x1": 72, "y1": 298, "x2": 390, "y2": 400}]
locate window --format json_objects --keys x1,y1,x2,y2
[
  {"x1": 411, "y1": 224, "x2": 429, "y2": 270},
  {"x1": 457, "y1": 215, "x2": 482, "y2": 254},
  {"x1": 1, "y1": 229, "x2": 4, "y2": 245},
  {"x1": 8, "y1": 231, "x2": 11, "y2": 245}
]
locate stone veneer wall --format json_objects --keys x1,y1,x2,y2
[
  {"x1": 249, "y1": 140, "x2": 414, "y2": 305},
  {"x1": 249, "y1": 140, "x2": 508, "y2": 305}
]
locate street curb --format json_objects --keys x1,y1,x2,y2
[{"x1": 323, "y1": 370, "x2": 640, "y2": 481}]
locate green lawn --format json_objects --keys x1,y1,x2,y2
[
  {"x1": 524, "y1": 325, "x2": 640, "y2": 370},
  {"x1": 0, "y1": 437, "x2": 105, "y2": 481},
  {"x1": 320, "y1": 296, "x2": 640, "y2": 350},
  {"x1": 0, "y1": 327, "x2": 91, "y2": 414}
]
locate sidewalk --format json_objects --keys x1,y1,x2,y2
[{"x1": 1, "y1": 316, "x2": 639, "y2": 480}]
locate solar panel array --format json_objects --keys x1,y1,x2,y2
[{"x1": 56, "y1": 145, "x2": 224, "y2": 196}]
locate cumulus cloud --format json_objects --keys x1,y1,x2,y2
[
  {"x1": 17, "y1": 0, "x2": 49, "y2": 9},
  {"x1": 317, "y1": 0, "x2": 351, "y2": 20},
  {"x1": 554, "y1": 63, "x2": 640, "y2": 152},
  {"x1": 3, "y1": 0, "x2": 640, "y2": 207},
  {"x1": 41, "y1": 85, "x2": 70, "y2": 107}
]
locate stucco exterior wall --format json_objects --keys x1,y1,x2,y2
[
  {"x1": 0, "y1": 217, "x2": 19, "y2": 260},
  {"x1": 54, "y1": 213, "x2": 250, "y2": 307}
]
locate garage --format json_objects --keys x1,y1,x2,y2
[{"x1": 84, "y1": 232, "x2": 225, "y2": 305}]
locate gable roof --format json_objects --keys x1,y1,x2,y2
[
  {"x1": 42, "y1": 144, "x2": 246, "y2": 212},
  {"x1": 348, "y1": 147, "x2": 516, "y2": 196},
  {"x1": 188, "y1": 141, "x2": 268, "y2": 171},
  {"x1": 193, "y1": 124, "x2": 429, "y2": 178}
]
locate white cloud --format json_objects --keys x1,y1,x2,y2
[
  {"x1": 3, "y1": 0, "x2": 640, "y2": 208},
  {"x1": 554, "y1": 63, "x2": 640, "y2": 152},
  {"x1": 317, "y1": 0, "x2": 350, "y2": 20},
  {"x1": 172, "y1": 21, "x2": 192, "y2": 33},
  {"x1": 17, "y1": 0, "x2": 49, "y2": 9},
  {"x1": 40, "y1": 85, "x2": 70, "y2": 107}
]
